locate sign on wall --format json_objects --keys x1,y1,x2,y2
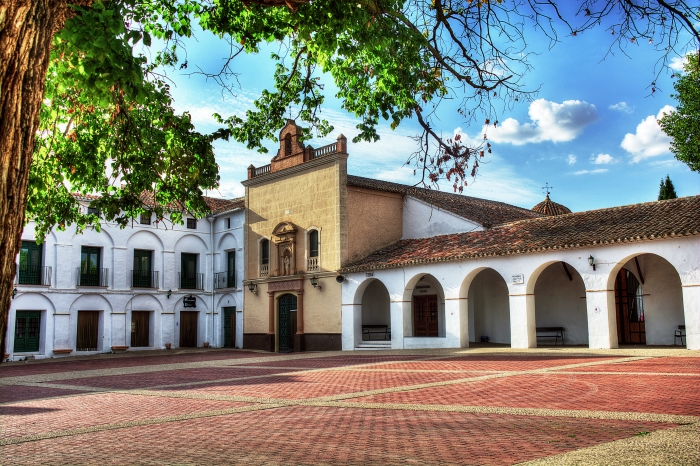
[
  {"x1": 511, "y1": 274, "x2": 524, "y2": 285},
  {"x1": 183, "y1": 295, "x2": 197, "y2": 308}
]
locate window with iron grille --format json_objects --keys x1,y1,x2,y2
[
  {"x1": 140, "y1": 213, "x2": 151, "y2": 225},
  {"x1": 186, "y1": 218, "x2": 197, "y2": 229}
]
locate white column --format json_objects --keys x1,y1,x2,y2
[
  {"x1": 111, "y1": 312, "x2": 128, "y2": 347},
  {"x1": 390, "y1": 300, "x2": 406, "y2": 349},
  {"x1": 163, "y1": 250, "x2": 175, "y2": 290},
  {"x1": 682, "y1": 285, "x2": 700, "y2": 350},
  {"x1": 341, "y1": 303, "x2": 361, "y2": 350},
  {"x1": 444, "y1": 298, "x2": 469, "y2": 348},
  {"x1": 509, "y1": 294, "x2": 536, "y2": 348},
  {"x1": 113, "y1": 247, "x2": 128, "y2": 290},
  {"x1": 55, "y1": 244, "x2": 73, "y2": 289},
  {"x1": 586, "y1": 289, "x2": 618, "y2": 349}
]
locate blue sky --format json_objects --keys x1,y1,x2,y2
[{"x1": 158, "y1": 15, "x2": 699, "y2": 213}]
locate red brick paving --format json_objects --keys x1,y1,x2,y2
[
  {"x1": 0, "y1": 393, "x2": 251, "y2": 439},
  {"x1": 240, "y1": 354, "x2": 432, "y2": 369},
  {"x1": 562, "y1": 356, "x2": 700, "y2": 374},
  {"x1": 0, "y1": 406, "x2": 676, "y2": 465},
  {"x1": 0, "y1": 385, "x2": 85, "y2": 404},
  {"x1": 351, "y1": 372, "x2": 700, "y2": 415},
  {"x1": 368, "y1": 355, "x2": 622, "y2": 372},
  {"x1": 0, "y1": 350, "x2": 269, "y2": 378}
]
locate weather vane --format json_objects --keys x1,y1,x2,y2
[{"x1": 542, "y1": 182, "x2": 553, "y2": 196}]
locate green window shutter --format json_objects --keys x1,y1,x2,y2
[{"x1": 14, "y1": 311, "x2": 41, "y2": 352}]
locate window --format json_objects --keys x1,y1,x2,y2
[
  {"x1": 226, "y1": 217, "x2": 231, "y2": 229},
  {"x1": 186, "y1": 218, "x2": 197, "y2": 229},
  {"x1": 18, "y1": 241, "x2": 42, "y2": 285},
  {"x1": 80, "y1": 246, "x2": 104, "y2": 286},
  {"x1": 261, "y1": 239, "x2": 269, "y2": 265},
  {"x1": 14, "y1": 311, "x2": 40, "y2": 352},
  {"x1": 132, "y1": 250, "x2": 154, "y2": 288},
  {"x1": 180, "y1": 253, "x2": 201, "y2": 289},
  {"x1": 309, "y1": 230, "x2": 319, "y2": 258},
  {"x1": 140, "y1": 213, "x2": 151, "y2": 225},
  {"x1": 87, "y1": 206, "x2": 99, "y2": 216},
  {"x1": 227, "y1": 251, "x2": 236, "y2": 288}
]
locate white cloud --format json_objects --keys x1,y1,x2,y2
[
  {"x1": 609, "y1": 102, "x2": 634, "y2": 114},
  {"x1": 621, "y1": 105, "x2": 674, "y2": 162},
  {"x1": 591, "y1": 153, "x2": 614, "y2": 165},
  {"x1": 574, "y1": 169, "x2": 608, "y2": 175},
  {"x1": 485, "y1": 99, "x2": 598, "y2": 145},
  {"x1": 567, "y1": 154, "x2": 577, "y2": 164},
  {"x1": 669, "y1": 55, "x2": 688, "y2": 71}
]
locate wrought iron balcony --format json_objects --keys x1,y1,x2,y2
[
  {"x1": 77, "y1": 268, "x2": 109, "y2": 287},
  {"x1": 131, "y1": 270, "x2": 159, "y2": 288},
  {"x1": 214, "y1": 271, "x2": 236, "y2": 289},
  {"x1": 17, "y1": 265, "x2": 52, "y2": 286},
  {"x1": 179, "y1": 272, "x2": 204, "y2": 290}
]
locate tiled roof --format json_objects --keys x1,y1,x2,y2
[
  {"x1": 531, "y1": 194, "x2": 572, "y2": 216},
  {"x1": 73, "y1": 192, "x2": 244, "y2": 216},
  {"x1": 340, "y1": 196, "x2": 700, "y2": 273},
  {"x1": 347, "y1": 175, "x2": 541, "y2": 226}
]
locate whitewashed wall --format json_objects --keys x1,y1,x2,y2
[{"x1": 402, "y1": 197, "x2": 483, "y2": 239}]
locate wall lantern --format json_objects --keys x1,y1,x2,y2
[
  {"x1": 588, "y1": 255, "x2": 596, "y2": 271},
  {"x1": 247, "y1": 282, "x2": 258, "y2": 295},
  {"x1": 310, "y1": 275, "x2": 322, "y2": 291},
  {"x1": 12, "y1": 288, "x2": 18, "y2": 299},
  {"x1": 166, "y1": 289, "x2": 172, "y2": 299}
]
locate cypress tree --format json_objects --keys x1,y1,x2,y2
[{"x1": 658, "y1": 175, "x2": 678, "y2": 200}]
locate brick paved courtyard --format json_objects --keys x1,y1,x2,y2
[{"x1": 1, "y1": 348, "x2": 698, "y2": 465}]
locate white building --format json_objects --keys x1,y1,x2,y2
[
  {"x1": 6, "y1": 195, "x2": 245, "y2": 361},
  {"x1": 340, "y1": 195, "x2": 700, "y2": 351}
]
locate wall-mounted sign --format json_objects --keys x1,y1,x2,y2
[
  {"x1": 366, "y1": 272, "x2": 374, "y2": 277},
  {"x1": 511, "y1": 274, "x2": 524, "y2": 285},
  {"x1": 183, "y1": 295, "x2": 197, "y2": 308}
]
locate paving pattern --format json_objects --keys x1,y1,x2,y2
[{"x1": 1, "y1": 347, "x2": 698, "y2": 465}]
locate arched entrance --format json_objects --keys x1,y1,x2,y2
[
  {"x1": 467, "y1": 268, "x2": 510, "y2": 345},
  {"x1": 361, "y1": 279, "x2": 391, "y2": 341},
  {"x1": 407, "y1": 274, "x2": 445, "y2": 338},
  {"x1": 534, "y1": 261, "x2": 588, "y2": 346},
  {"x1": 278, "y1": 293, "x2": 297, "y2": 352},
  {"x1": 612, "y1": 254, "x2": 684, "y2": 346}
]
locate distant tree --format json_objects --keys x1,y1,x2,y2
[
  {"x1": 658, "y1": 175, "x2": 678, "y2": 200},
  {"x1": 659, "y1": 52, "x2": 700, "y2": 172}
]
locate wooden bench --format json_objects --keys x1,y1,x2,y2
[
  {"x1": 362, "y1": 325, "x2": 391, "y2": 341},
  {"x1": 536, "y1": 327, "x2": 565, "y2": 346},
  {"x1": 674, "y1": 325, "x2": 686, "y2": 346}
]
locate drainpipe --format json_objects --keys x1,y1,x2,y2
[{"x1": 207, "y1": 216, "x2": 215, "y2": 347}]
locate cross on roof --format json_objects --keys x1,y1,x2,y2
[{"x1": 542, "y1": 182, "x2": 553, "y2": 196}]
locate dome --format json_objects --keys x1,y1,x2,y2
[{"x1": 531, "y1": 194, "x2": 572, "y2": 216}]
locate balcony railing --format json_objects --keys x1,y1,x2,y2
[
  {"x1": 17, "y1": 265, "x2": 52, "y2": 286},
  {"x1": 214, "y1": 271, "x2": 236, "y2": 289},
  {"x1": 311, "y1": 142, "x2": 338, "y2": 158},
  {"x1": 307, "y1": 257, "x2": 320, "y2": 272},
  {"x1": 259, "y1": 264, "x2": 269, "y2": 277},
  {"x1": 131, "y1": 270, "x2": 159, "y2": 288},
  {"x1": 179, "y1": 272, "x2": 204, "y2": 290},
  {"x1": 77, "y1": 268, "x2": 109, "y2": 287}
]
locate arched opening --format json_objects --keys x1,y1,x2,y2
[
  {"x1": 534, "y1": 262, "x2": 588, "y2": 346},
  {"x1": 612, "y1": 254, "x2": 684, "y2": 346},
  {"x1": 360, "y1": 279, "x2": 391, "y2": 342},
  {"x1": 467, "y1": 268, "x2": 510, "y2": 345},
  {"x1": 406, "y1": 274, "x2": 445, "y2": 338},
  {"x1": 278, "y1": 293, "x2": 297, "y2": 352}
]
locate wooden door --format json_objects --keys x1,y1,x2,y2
[
  {"x1": 77, "y1": 311, "x2": 99, "y2": 351},
  {"x1": 278, "y1": 294, "x2": 296, "y2": 352},
  {"x1": 223, "y1": 307, "x2": 236, "y2": 347},
  {"x1": 615, "y1": 269, "x2": 646, "y2": 344},
  {"x1": 14, "y1": 311, "x2": 41, "y2": 352},
  {"x1": 131, "y1": 311, "x2": 150, "y2": 347},
  {"x1": 413, "y1": 295, "x2": 439, "y2": 337},
  {"x1": 180, "y1": 311, "x2": 198, "y2": 347}
]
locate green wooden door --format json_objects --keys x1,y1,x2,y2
[
  {"x1": 14, "y1": 311, "x2": 41, "y2": 352},
  {"x1": 80, "y1": 247, "x2": 101, "y2": 286},
  {"x1": 278, "y1": 294, "x2": 296, "y2": 353},
  {"x1": 223, "y1": 307, "x2": 236, "y2": 347},
  {"x1": 133, "y1": 250, "x2": 153, "y2": 287},
  {"x1": 181, "y1": 253, "x2": 197, "y2": 289},
  {"x1": 227, "y1": 251, "x2": 236, "y2": 288},
  {"x1": 19, "y1": 242, "x2": 42, "y2": 285}
]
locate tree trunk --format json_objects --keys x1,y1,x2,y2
[{"x1": 0, "y1": 1, "x2": 62, "y2": 362}]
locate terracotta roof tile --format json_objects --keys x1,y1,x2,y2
[
  {"x1": 531, "y1": 194, "x2": 572, "y2": 216},
  {"x1": 72, "y1": 192, "x2": 244, "y2": 216},
  {"x1": 340, "y1": 196, "x2": 700, "y2": 273},
  {"x1": 347, "y1": 175, "x2": 541, "y2": 226}
]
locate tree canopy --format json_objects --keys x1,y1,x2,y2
[
  {"x1": 659, "y1": 52, "x2": 700, "y2": 172},
  {"x1": 658, "y1": 174, "x2": 678, "y2": 200}
]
